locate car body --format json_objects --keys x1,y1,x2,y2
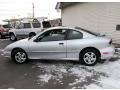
[
  {"x1": 2, "y1": 26, "x2": 115, "y2": 66},
  {"x1": 9, "y1": 21, "x2": 51, "y2": 41},
  {"x1": 0, "y1": 24, "x2": 12, "y2": 39}
]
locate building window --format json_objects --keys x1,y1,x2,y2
[{"x1": 116, "y1": 25, "x2": 120, "y2": 31}]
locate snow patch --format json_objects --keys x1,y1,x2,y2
[
  {"x1": 36, "y1": 57, "x2": 120, "y2": 88},
  {"x1": 8, "y1": 88, "x2": 15, "y2": 89},
  {"x1": 86, "y1": 84, "x2": 102, "y2": 89},
  {"x1": 38, "y1": 74, "x2": 52, "y2": 83}
]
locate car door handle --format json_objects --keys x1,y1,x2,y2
[{"x1": 59, "y1": 42, "x2": 64, "y2": 45}]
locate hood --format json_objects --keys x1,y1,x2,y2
[
  {"x1": 11, "y1": 38, "x2": 29, "y2": 46},
  {"x1": 4, "y1": 38, "x2": 29, "y2": 51}
]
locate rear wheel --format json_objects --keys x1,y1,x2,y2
[
  {"x1": 11, "y1": 49, "x2": 28, "y2": 64},
  {"x1": 10, "y1": 34, "x2": 16, "y2": 41},
  {"x1": 80, "y1": 49, "x2": 100, "y2": 66}
]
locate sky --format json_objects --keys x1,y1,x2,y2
[{"x1": 0, "y1": 0, "x2": 61, "y2": 24}]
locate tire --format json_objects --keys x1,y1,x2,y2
[
  {"x1": 11, "y1": 49, "x2": 28, "y2": 64},
  {"x1": 79, "y1": 49, "x2": 100, "y2": 66},
  {"x1": 29, "y1": 33, "x2": 36, "y2": 38},
  {"x1": 9, "y1": 34, "x2": 17, "y2": 41},
  {"x1": 0, "y1": 33, "x2": 2, "y2": 39}
]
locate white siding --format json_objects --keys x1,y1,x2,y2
[{"x1": 62, "y1": 2, "x2": 120, "y2": 44}]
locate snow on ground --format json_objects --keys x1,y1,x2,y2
[
  {"x1": 86, "y1": 59, "x2": 120, "y2": 89},
  {"x1": 35, "y1": 49, "x2": 120, "y2": 89},
  {"x1": 36, "y1": 56, "x2": 120, "y2": 88}
]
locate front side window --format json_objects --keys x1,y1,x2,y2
[
  {"x1": 35, "y1": 29, "x2": 67, "y2": 42},
  {"x1": 23, "y1": 23, "x2": 31, "y2": 28},
  {"x1": 67, "y1": 30, "x2": 83, "y2": 40}
]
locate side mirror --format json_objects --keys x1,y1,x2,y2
[{"x1": 33, "y1": 38, "x2": 39, "y2": 42}]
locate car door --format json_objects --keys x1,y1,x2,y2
[
  {"x1": 29, "y1": 29, "x2": 67, "y2": 59},
  {"x1": 20, "y1": 23, "x2": 32, "y2": 36},
  {"x1": 66, "y1": 29, "x2": 83, "y2": 60},
  {"x1": 16, "y1": 23, "x2": 31, "y2": 37}
]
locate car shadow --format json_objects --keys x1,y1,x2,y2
[{"x1": 29, "y1": 59, "x2": 81, "y2": 65}]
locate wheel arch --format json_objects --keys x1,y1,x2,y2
[
  {"x1": 11, "y1": 47, "x2": 27, "y2": 57},
  {"x1": 9, "y1": 32, "x2": 16, "y2": 36},
  {"x1": 29, "y1": 32, "x2": 36, "y2": 35},
  {"x1": 29, "y1": 32, "x2": 36, "y2": 37},
  {"x1": 79, "y1": 47, "x2": 101, "y2": 58}
]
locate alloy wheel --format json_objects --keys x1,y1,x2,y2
[
  {"x1": 83, "y1": 52, "x2": 97, "y2": 65},
  {"x1": 10, "y1": 34, "x2": 15, "y2": 41},
  {"x1": 15, "y1": 51, "x2": 27, "y2": 63}
]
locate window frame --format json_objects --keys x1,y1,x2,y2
[{"x1": 34, "y1": 29, "x2": 68, "y2": 42}]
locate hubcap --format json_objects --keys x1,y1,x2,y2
[
  {"x1": 11, "y1": 35, "x2": 15, "y2": 40},
  {"x1": 15, "y1": 52, "x2": 26, "y2": 63},
  {"x1": 83, "y1": 52, "x2": 96, "y2": 64}
]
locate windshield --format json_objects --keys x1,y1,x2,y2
[{"x1": 75, "y1": 27, "x2": 100, "y2": 36}]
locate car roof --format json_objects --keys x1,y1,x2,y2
[{"x1": 46, "y1": 26, "x2": 77, "y2": 30}]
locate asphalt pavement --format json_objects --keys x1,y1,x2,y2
[{"x1": 0, "y1": 39, "x2": 42, "y2": 89}]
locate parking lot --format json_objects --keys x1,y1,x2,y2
[{"x1": 0, "y1": 39, "x2": 120, "y2": 89}]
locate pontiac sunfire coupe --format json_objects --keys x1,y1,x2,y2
[{"x1": 2, "y1": 26, "x2": 115, "y2": 66}]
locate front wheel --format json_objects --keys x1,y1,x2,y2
[
  {"x1": 9, "y1": 34, "x2": 17, "y2": 41},
  {"x1": 80, "y1": 49, "x2": 100, "y2": 66},
  {"x1": 11, "y1": 49, "x2": 28, "y2": 64}
]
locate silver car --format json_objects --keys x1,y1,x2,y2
[{"x1": 2, "y1": 26, "x2": 115, "y2": 66}]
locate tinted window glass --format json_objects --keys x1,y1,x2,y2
[
  {"x1": 116, "y1": 25, "x2": 120, "y2": 31},
  {"x1": 36, "y1": 29, "x2": 67, "y2": 42},
  {"x1": 24, "y1": 23, "x2": 31, "y2": 28},
  {"x1": 42, "y1": 21, "x2": 51, "y2": 28},
  {"x1": 68, "y1": 30, "x2": 83, "y2": 40},
  {"x1": 3, "y1": 24, "x2": 12, "y2": 28},
  {"x1": 32, "y1": 23, "x2": 41, "y2": 28}
]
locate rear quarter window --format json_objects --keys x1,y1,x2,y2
[
  {"x1": 67, "y1": 30, "x2": 83, "y2": 40},
  {"x1": 32, "y1": 23, "x2": 41, "y2": 28}
]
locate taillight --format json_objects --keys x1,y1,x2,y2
[{"x1": 109, "y1": 39, "x2": 112, "y2": 45}]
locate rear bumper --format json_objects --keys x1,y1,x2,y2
[{"x1": 100, "y1": 45, "x2": 115, "y2": 59}]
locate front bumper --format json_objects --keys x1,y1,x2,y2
[
  {"x1": 1, "y1": 50, "x2": 11, "y2": 58},
  {"x1": 100, "y1": 45, "x2": 115, "y2": 59}
]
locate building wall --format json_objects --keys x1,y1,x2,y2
[{"x1": 62, "y1": 2, "x2": 120, "y2": 44}]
